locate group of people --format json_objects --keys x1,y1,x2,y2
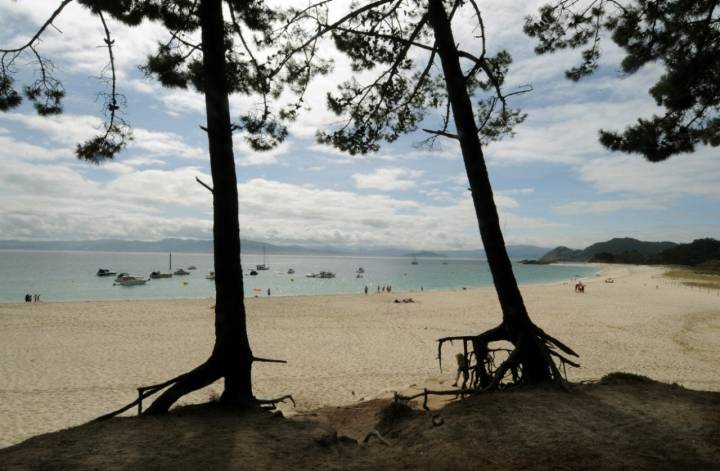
[
  {"x1": 363, "y1": 284, "x2": 393, "y2": 294},
  {"x1": 24, "y1": 293, "x2": 40, "y2": 303}
]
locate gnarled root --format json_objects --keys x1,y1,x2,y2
[
  {"x1": 436, "y1": 322, "x2": 580, "y2": 393},
  {"x1": 94, "y1": 355, "x2": 292, "y2": 420}
]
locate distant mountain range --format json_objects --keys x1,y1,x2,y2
[
  {"x1": 537, "y1": 237, "x2": 720, "y2": 272},
  {"x1": 0, "y1": 238, "x2": 551, "y2": 260},
  {"x1": 539, "y1": 238, "x2": 678, "y2": 263}
]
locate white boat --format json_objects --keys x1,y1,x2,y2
[
  {"x1": 115, "y1": 277, "x2": 148, "y2": 286},
  {"x1": 150, "y1": 271, "x2": 172, "y2": 279},
  {"x1": 411, "y1": 255, "x2": 419, "y2": 265},
  {"x1": 113, "y1": 274, "x2": 148, "y2": 286}
]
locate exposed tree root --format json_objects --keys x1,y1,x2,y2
[
  {"x1": 398, "y1": 322, "x2": 582, "y2": 405},
  {"x1": 95, "y1": 356, "x2": 292, "y2": 421},
  {"x1": 363, "y1": 430, "x2": 391, "y2": 446}
]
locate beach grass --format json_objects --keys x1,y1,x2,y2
[{"x1": 663, "y1": 267, "x2": 720, "y2": 290}]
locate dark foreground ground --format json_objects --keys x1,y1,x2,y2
[{"x1": 1, "y1": 374, "x2": 718, "y2": 470}]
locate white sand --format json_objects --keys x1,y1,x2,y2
[{"x1": 1, "y1": 264, "x2": 718, "y2": 448}]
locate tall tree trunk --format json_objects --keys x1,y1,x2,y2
[
  {"x1": 200, "y1": 0, "x2": 254, "y2": 404},
  {"x1": 427, "y1": 0, "x2": 551, "y2": 382},
  {"x1": 144, "y1": 0, "x2": 254, "y2": 414}
]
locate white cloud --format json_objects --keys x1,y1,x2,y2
[
  {"x1": 555, "y1": 198, "x2": 665, "y2": 215},
  {"x1": 578, "y1": 149, "x2": 720, "y2": 198},
  {"x1": 352, "y1": 167, "x2": 424, "y2": 191}
]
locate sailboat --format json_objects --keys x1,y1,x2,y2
[
  {"x1": 150, "y1": 253, "x2": 173, "y2": 278},
  {"x1": 255, "y1": 245, "x2": 270, "y2": 270},
  {"x1": 411, "y1": 255, "x2": 419, "y2": 265}
]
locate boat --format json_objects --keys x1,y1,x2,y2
[
  {"x1": 249, "y1": 269, "x2": 258, "y2": 276},
  {"x1": 187, "y1": 266, "x2": 197, "y2": 270},
  {"x1": 150, "y1": 271, "x2": 172, "y2": 279},
  {"x1": 411, "y1": 255, "x2": 419, "y2": 265},
  {"x1": 287, "y1": 268, "x2": 295, "y2": 274},
  {"x1": 113, "y1": 274, "x2": 148, "y2": 286},
  {"x1": 306, "y1": 271, "x2": 335, "y2": 279},
  {"x1": 96, "y1": 268, "x2": 117, "y2": 277},
  {"x1": 356, "y1": 267, "x2": 365, "y2": 274},
  {"x1": 206, "y1": 271, "x2": 215, "y2": 280},
  {"x1": 356, "y1": 274, "x2": 363, "y2": 278},
  {"x1": 256, "y1": 245, "x2": 270, "y2": 271},
  {"x1": 174, "y1": 268, "x2": 190, "y2": 276}
]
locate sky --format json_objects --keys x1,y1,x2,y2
[{"x1": 0, "y1": 0, "x2": 718, "y2": 250}]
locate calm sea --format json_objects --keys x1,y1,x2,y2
[{"x1": 0, "y1": 250, "x2": 597, "y2": 303}]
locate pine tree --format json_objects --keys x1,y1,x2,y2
[
  {"x1": 1, "y1": 0, "x2": 329, "y2": 414},
  {"x1": 525, "y1": 0, "x2": 720, "y2": 161},
  {"x1": 312, "y1": 0, "x2": 578, "y2": 390}
]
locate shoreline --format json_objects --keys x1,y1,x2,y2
[
  {"x1": 0, "y1": 262, "x2": 603, "y2": 305},
  {"x1": 1, "y1": 264, "x2": 718, "y2": 448}
]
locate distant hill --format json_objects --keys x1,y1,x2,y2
[
  {"x1": 0, "y1": 238, "x2": 347, "y2": 256},
  {"x1": 0, "y1": 239, "x2": 551, "y2": 260},
  {"x1": 538, "y1": 237, "x2": 720, "y2": 270},
  {"x1": 539, "y1": 238, "x2": 677, "y2": 263},
  {"x1": 403, "y1": 251, "x2": 444, "y2": 258}
]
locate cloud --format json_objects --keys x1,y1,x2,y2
[
  {"x1": 0, "y1": 113, "x2": 204, "y2": 162},
  {"x1": 555, "y1": 198, "x2": 664, "y2": 215},
  {"x1": 352, "y1": 168, "x2": 424, "y2": 191},
  {"x1": 577, "y1": 148, "x2": 720, "y2": 198},
  {"x1": 233, "y1": 136, "x2": 290, "y2": 166}
]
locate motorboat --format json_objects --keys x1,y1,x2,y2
[
  {"x1": 96, "y1": 268, "x2": 116, "y2": 277},
  {"x1": 249, "y1": 269, "x2": 258, "y2": 276},
  {"x1": 113, "y1": 274, "x2": 148, "y2": 286},
  {"x1": 187, "y1": 266, "x2": 197, "y2": 270},
  {"x1": 150, "y1": 271, "x2": 172, "y2": 279},
  {"x1": 306, "y1": 271, "x2": 335, "y2": 279},
  {"x1": 356, "y1": 273, "x2": 363, "y2": 278},
  {"x1": 356, "y1": 267, "x2": 365, "y2": 274},
  {"x1": 174, "y1": 268, "x2": 191, "y2": 276},
  {"x1": 115, "y1": 277, "x2": 148, "y2": 286},
  {"x1": 287, "y1": 268, "x2": 295, "y2": 274},
  {"x1": 206, "y1": 271, "x2": 215, "y2": 280}
]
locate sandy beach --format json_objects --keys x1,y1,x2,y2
[{"x1": 1, "y1": 264, "x2": 718, "y2": 449}]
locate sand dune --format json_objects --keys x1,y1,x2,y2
[{"x1": 0, "y1": 264, "x2": 718, "y2": 448}]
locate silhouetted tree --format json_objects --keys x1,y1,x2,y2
[
  {"x1": 307, "y1": 0, "x2": 578, "y2": 389},
  {"x1": 525, "y1": 0, "x2": 720, "y2": 161},
  {"x1": 0, "y1": 0, "x2": 329, "y2": 414}
]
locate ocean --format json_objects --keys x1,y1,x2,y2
[{"x1": 0, "y1": 250, "x2": 598, "y2": 303}]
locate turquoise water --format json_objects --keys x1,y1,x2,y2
[{"x1": 0, "y1": 250, "x2": 597, "y2": 303}]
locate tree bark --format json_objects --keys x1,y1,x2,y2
[
  {"x1": 145, "y1": 0, "x2": 254, "y2": 414},
  {"x1": 200, "y1": 0, "x2": 254, "y2": 404},
  {"x1": 427, "y1": 0, "x2": 551, "y2": 382}
]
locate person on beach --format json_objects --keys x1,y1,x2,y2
[
  {"x1": 364, "y1": 285, "x2": 368, "y2": 295},
  {"x1": 452, "y1": 353, "x2": 469, "y2": 387},
  {"x1": 267, "y1": 288, "x2": 271, "y2": 296},
  {"x1": 24, "y1": 294, "x2": 31, "y2": 303}
]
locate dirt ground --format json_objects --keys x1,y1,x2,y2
[{"x1": 1, "y1": 374, "x2": 718, "y2": 470}]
